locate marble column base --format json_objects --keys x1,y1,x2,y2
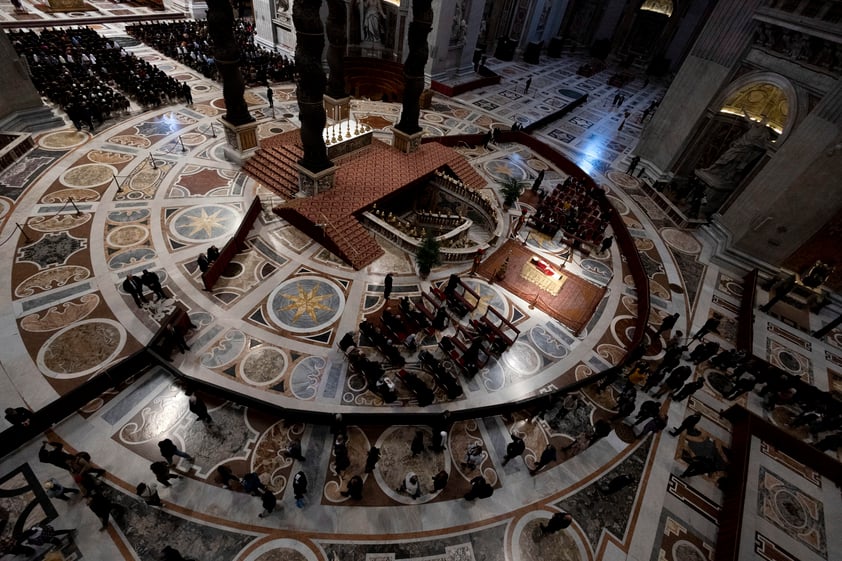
[
  {"x1": 219, "y1": 117, "x2": 259, "y2": 164},
  {"x1": 392, "y1": 128, "x2": 424, "y2": 154},
  {"x1": 296, "y1": 163, "x2": 337, "y2": 197}
]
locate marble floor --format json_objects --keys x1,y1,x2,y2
[{"x1": 1, "y1": 20, "x2": 841, "y2": 561}]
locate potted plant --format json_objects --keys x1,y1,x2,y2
[
  {"x1": 499, "y1": 175, "x2": 527, "y2": 209},
  {"x1": 416, "y1": 235, "x2": 441, "y2": 279}
]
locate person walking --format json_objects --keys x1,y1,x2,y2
[
  {"x1": 383, "y1": 273, "x2": 393, "y2": 300},
  {"x1": 540, "y1": 511, "x2": 573, "y2": 535},
  {"x1": 430, "y1": 428, "x2": 447, "y2": 452},
  {"x1": 158, "y1": 438, "x2": 194, "y2": 465},
  {"x1": 136, "y1": 482, "x2": 163, "y2": 507},
  {"x1": 671, "y1": 379, "x2": 705, "y2": 401},
  {"x1": 691, "y1": 315, "x2": 721, "y2": 341},
  {"x1": 217, "y1": 465, "x2": 240, "y2": 489},
  {"x1": 87, "y1": 490, "x2": 119, "y2": 531},
  {"x1": 266, "y1": 85, "x2": 274, "y2": 110},
  {"x1": 150, "y1": 461, "x2": 181, "y2": 487},
  {"x1": 398, "y1": 472, "x2": 422, "y2": 499},
  {"x1": 502, "y1": 434, "x2": 525, "y2": 465},
  {"x1": 43, "y1": 478, "x2": 80, "y2": 501},
  {"x1": 292, "y1": 471, "x2": 307, "y2": 508},
  {"x1": 530, "y1": 444, "x2": 557, "y2": 475},
  {"x1": 524, "y1": 76, "x2": 532, "y2": 93},
  {"x1": 186, "y1": 389, "x2": 213, "y2": 423},
  {"x1": 670, "y1": 412, "x2": 702, "y2": 437},
  {"x1": 241, "y1": 472, "x2": 268, "y2": 495}
]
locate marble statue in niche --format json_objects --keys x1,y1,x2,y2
[
  {"x1": 362, "y1": 0, "x2": 385, "y2": 43},
  {"x1": 276, "y1": 0, "x2": 288, "y2": 12},
  {"x1": 698, "y1": 111, "x2": 770, "y2": 188}
]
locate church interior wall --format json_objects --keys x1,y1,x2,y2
[{"x1": 720, "y1": 104, "x2": 842, "y2": 265}]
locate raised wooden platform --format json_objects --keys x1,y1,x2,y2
[{"x1": 256, "y1": 132, "x2": 486, "y2": 270}]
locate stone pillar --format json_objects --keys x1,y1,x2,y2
[
  {"x1": 393, "y1": 0, "x2": 433, "y2": 152},
  {"x1": 207, "y1": 0, "x2": 256, "y2": 161},
  {"x1": 294, "y1": 0, "x2": 335, "y2": 182}
]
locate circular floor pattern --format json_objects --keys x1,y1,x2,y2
[
  {"x1": 373, "y1": 425, "x2": 449, "y2": 504},
  {"x1": 267, "y1": 276, "x2": 344, "y2": 333},
  {"x1": 661, "y1": 228, "x2": 702, "y2": 254},
  {"x1": 60, "y1": 163, "x2": 118, "y2": 189},
  {"x1": 38, "y1": 130, "x2": 90, "y2": 150},
  {"x1": 37, "y1": 319, "x2": 127, "y2": 379},
  {"x1": 605, "y1": 170, "x2": 642, "y2": 190},
  {"x1": 239, "y1": 346, "x2": 287, "y2": 386},
  {"x1": 169, "y1": 204, "x2": 241, "y2": 243}
]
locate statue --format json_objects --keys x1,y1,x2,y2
[
  {"x1": 697, "y1": 110, "x2": 770, "y2": 188},
  {"x1": 363, "y1": 0, "x2": 385, "y2": 43},
  {"x1": 206, "y1": 0, "x2": 254, "y2": 127}
]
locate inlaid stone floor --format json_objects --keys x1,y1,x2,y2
[{"x1": 1, "y1": 25, "x2": 840, "y2": 561}]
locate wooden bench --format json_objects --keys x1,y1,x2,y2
[{"x1": 201, "y1": 195, "x2": 262, "y2": 291}]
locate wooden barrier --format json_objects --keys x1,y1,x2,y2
[{"x1": 201, "y1": 195, "x2": 262, "y2": 291}]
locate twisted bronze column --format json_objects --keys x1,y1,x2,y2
[
  {"x1": 294, "y1": 0, "x2": 333, "y2": 173},
  {"x1": 395, "y1": 0, "x2": 433, "y2": 135},
  {"x1": 325, "y1": 0, "x2": 348, "y2": 100},
  {"x1": 207, "y1": 0, "x2": 254, "y2": 126}
]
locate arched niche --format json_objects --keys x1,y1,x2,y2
[
  {"x1": 713, "y1": 71, "x2": 803, "y2": 144},
  {"x1": 640, "y1": 0, "x2": 674, "y2": 17},
  {"x1": 687, "y1": 73, "x2": 802, "y2": 217}
]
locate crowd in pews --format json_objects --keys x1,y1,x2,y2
[
  {"x1": 531, "y1": 176, "x2": 608, "y2": 246},
  {"x1": 337, "y1": 273, "x2": 521, "y2": 406},
  {"x1": 8, "y1": 27, "x2": 189, "y2": 128},
  {"x1": 126, "y1": 20, "x2": 295, "y2": 86}
]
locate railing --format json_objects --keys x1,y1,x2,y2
[{"x1": 201, "y1": 195, "x2": 262, "y2": 291}]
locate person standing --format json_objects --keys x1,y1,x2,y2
[
  {"x1": 141, "y1": 269, "x2": 167, "y2": 300},
  {"x1": 656, "y1": 313, "x2": 680, "y2": 335},
  {"x1": 430, "y1": 428, "x2": 447, "y2": 452},
  {"x1": 410, "y1": 430, "x2": 425, "y2": 457},
  {"x1": 432, "y1": 469, "x2": 449, "y2": 491},
  {"x1": 197, "y1": 252, "x2": 210, "y2": 273},
  {"x1": 383, "y1": 273, "x2": 393, "y2": 300},
  {"x1": 364, "y1": 446, "x2": 380, "y2": 473},
  {"x1": 599, "y1": 236, "x2": 613, "y2": 255},
  {"x1": 122, "y1": 273, "x2": 148, "y2": 308},
  {"x1": 627, "y1": 155, "x2": 641, "y2": 175},
  {"x1": 464, "y1": 475, "x2": 493, "y2": 500},
  {"x1": 282, "y1": 439, "x2": 306, "y2": 462},
  {"x1": 5, "y1": 406, "x2": 33, "y2": 428},
  {"x1": 671, "y1": 379, "x2": 705, "y2": 401},
  {"x1": 186, "y1": 389, "x2": 212, "y2": 423},
  {"x1": 292, "y1": 471, "x2": 307, "y2": 508},
  {"x1": 341, "y1": 475, "x2": 364, "y2": 500},
  {"x1": 258, "y1": 488, "x2": 277, "y2": 518},
  {"x1": 266, "y1": 85, "x2": 274, "y2": 109},
  {"x1": 524, "y1": 76, "x2": 532, "y2": 93},
  {"x1": 502, "y1": 434, "x2": 525, "y2": 465},
  {"x1": 182, "y1": 83, "x2": 193, "y2": 105}
]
